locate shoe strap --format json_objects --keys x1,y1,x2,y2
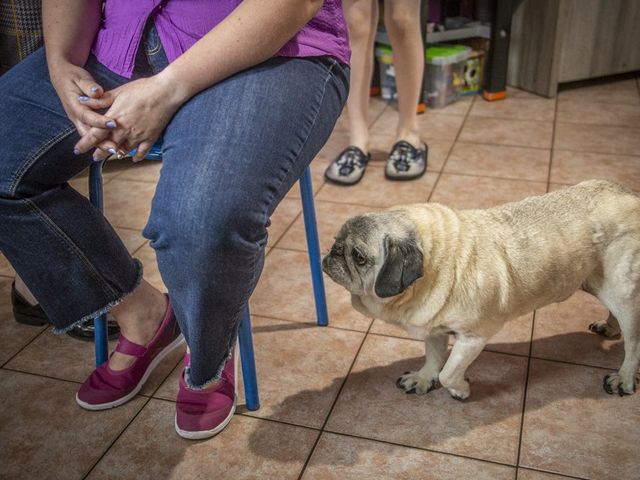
[{"x1": 115, "y1": 335, "x2": 147, "y2": 357}]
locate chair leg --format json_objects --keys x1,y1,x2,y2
[
  {"x1": 239, "y1": 306, "x2": 260, "y2": 411},
  {"x1": 88, "y1": 161, "x2": 109, "y2": 367},
  {"x1": 299, "y1": 167, "x2": 329, "y2": 327}
]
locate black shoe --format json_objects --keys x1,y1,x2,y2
[
  {"x1": 324, "y1": 146, "x2": 371, "y2": 185},
  {"x1": 11, "y1": 282, "x2": 120, "y2": 341},
  {"x1": 385, "y1": 141, "x2": 428, "y2": 181}
]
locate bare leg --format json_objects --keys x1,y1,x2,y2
[
  {"x1": 384, "y1": 0, "x2": 424, "y2": 148},
  {"x1": 396, "y1": 332, "x2": 448, "y2": 394},
  {"x1": 344, "y1": 0, "x2": 379, "y2": 152},
  {"x1": 106, "y1": 280, "x2": 168, "y2": 370},
  {"x1": 439, "y1": 333, "x2": 486, "y2": 401}
]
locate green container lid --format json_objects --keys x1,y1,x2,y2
[{"x1": 425, "y1": 44, "x2": 471, "y2": 65}]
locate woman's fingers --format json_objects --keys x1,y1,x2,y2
[
  {"x1": 76, "y1": 105, "x2": 118, "y2": 130},
  {"x1": 74, "y1": 127, "x2": 111, "y2": 154},
  {"x1": 77, "y1": 91, "x2": 115, "y2": 110},
  {"x1": 75, "y1": 74, "x2": 104, "y2": 99},
  {"x1": 132, "y1": 141, "x2": 153, "y2": 162},
  {"x1": 92, "y1": 147, "x2": 111, "y2": 162}
]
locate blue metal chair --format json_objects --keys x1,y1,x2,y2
[{"x1": 88, "y1": 143, "x2": 329, "y2": 411}]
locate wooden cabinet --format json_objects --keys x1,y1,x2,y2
[{"x1": 507, "y1": 0, "x2": 640, "y2": 97}]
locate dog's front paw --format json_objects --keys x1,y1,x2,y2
[
  {"x1": 396, "y1": 371, "x2": 439, "y2": 395},
  {"x1": 588, "y1": 321, "x2": 620, "y2": 338},
  {"x1": 440, "y1": 376, "x2": 470, "y2": 401},
  {"x1": 603, "y1": 373, "x2": 637, "y2": 396}
]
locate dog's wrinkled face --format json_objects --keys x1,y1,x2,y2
[{"x1": 322, "y1": 212, "x2": 424, "y2": 298}]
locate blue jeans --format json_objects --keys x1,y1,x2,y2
[{"x1": 0, "y1": 30, "x2": 349, "y2": 387}]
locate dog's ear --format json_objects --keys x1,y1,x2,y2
[{"x1": 374, "y1": 236, "x2": 424, "y2": 298}]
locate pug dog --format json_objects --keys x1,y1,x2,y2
[{"x1": 322, "y1": 180, "x2": 640, "y2": 401}]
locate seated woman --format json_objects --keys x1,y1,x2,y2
[{"x1": 0, "y1": 0, "x2": 349, "y2": 440}]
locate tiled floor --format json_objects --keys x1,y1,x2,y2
[{"x1": 2, "y1": 74, "x2": 640, "y2": 480}]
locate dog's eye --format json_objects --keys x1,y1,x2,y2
[{"x1": 352, "y1": 249, "x2": 366, "y2": 266}]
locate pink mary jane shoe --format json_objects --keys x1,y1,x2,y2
[
  {"x1": 76, "y1": 301, "x2": 184, "y2": 410},
  {"x1": 175, "y1": 348, "x2": 237, "y2": 440}
]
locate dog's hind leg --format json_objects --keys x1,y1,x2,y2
[
  {"x1": 438, "y1": 333, "x2": 486, "y2": 401},
  {"x1": 589, "y1": 311, "x2": 621, "y2": 338},
  {"x1": 396, "y1": 332, "x2": 448, "y2": 395}
]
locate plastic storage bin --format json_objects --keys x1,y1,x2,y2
[
  {"x1": 375, "y1": 45, "x2": 397, "y2": 101},
  {"x1": 424, "y1": 44, "x2": 471, "y2": 108}
]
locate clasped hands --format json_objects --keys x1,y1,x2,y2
[{"x1": 52, "y1": 63, "x2": 182, "y2": 162}]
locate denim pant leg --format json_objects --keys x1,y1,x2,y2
[
  {"x1": 143, "y1": 56, "x2": 349, "y2": 387},
  {"x1": 0, "y1": 49, "x2": 142, "y2": 330}
]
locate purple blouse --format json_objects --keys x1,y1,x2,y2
[{"x1": 91, "y1": 0, "x2": 351, "y2": 78}]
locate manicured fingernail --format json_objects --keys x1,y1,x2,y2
[
  {"x1": 91, "y1": 86, "x2": 99, "y2": 93},
  {"x1": 78, "y1": 95, "x2": 89, "y2": 102},
  {"x1": 105, "y1": 120, "x2": 116, "y2": 128},
  {"x1": 93, "y1": 155, "x2": 102, "y2": 162},
  {"x1": 73, "y1": 148, "x2": 81, "y2": 155},
  {"x1": 108, "y1": 148, "x2": 117, "y2": 155}
]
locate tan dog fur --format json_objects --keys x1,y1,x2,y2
[{"x1": 322, "y1": 180, "x2": 640, "y2": 400}]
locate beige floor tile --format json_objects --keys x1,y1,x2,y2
[
  {"x1": 520, "y1": 359, "x2": 640, "y2": 478},
  {"x1": 68, "y1": 176, "x2": 91, "y2": 197},
  {"x1": 113, "y1": 159, "x2": 163, "y2": 183},
  {"x1": 370, "y1": 109, "x2": 466, "y2": 142},
  {"x1": 369, "y1": 319, "x2": 414, "y2": 339},
  {"x1": 506, "y1": 86, "x2": 553, "y2": 101},
  {"x1": 430, "y1": 174, "x2": 547, "y2": 210},
  {"x1": 459, "y1": 117, "x2": 553, "y2": 149},
  {"x1": 239, "y1": 316, "x2": 364, "y2": 427},
  {"x1": 135, "y1": 243, "x2": 165, "y2": 292},
  {"x1": 550, "y1": 150, "x2": 640, "y2": 190},
  {"x1": 285, "y1": 156, "x2": 328, "y2": 200},
  {"x1": 0, "y1": 253, "x2": 15, "y2": 277},
  {"x1": 445, "y1": 142, "x2": 550, "y2": 182},
  {"x1": 250, "y1": 248, "x2": 372, "y2": 332},
  {"x1": 517, "y1": 469, "x2": 576, "y2": 480},
  {"x1": 554, "y1": 123, "x2": 640, "y2": 156},
  {"x1": 558, "y1": 78, "x2": 640, "y2": 104},
  {"x1": 370, "y1": 313, "x2": 533, "y2": 357},
  {"x1": 470, "y1": 97, "x2": 556, "y2": 123},
  {"x1": 303, "y1": 433, "x2": 515, "y2": 480},
  {"x1": 5, "y1": 327, "x2": 185, "y2": 396},
  {"x1": 326, "y1": 335, "x2": 527, "y2": 464},
  {"x1": 487, "y1": 313, "x2": 534, "y2": 357},
  {"x1": 532, "y1": 291, "x2": 621, "y2": 369},
  {"x1": 267, "y1": 197, "x2": 301, "y2": 248},
  {"x1": 103, "y1": 179, "x2": 157, "y2": 230},
  {"x1": 87, "y1": 399, "x2": 318, "y2": 480},
  {"x1": 156, "y1": 316, "x2": 364, "y2": 429},
  {"x1": 317, "y1": 167, "x2": 437, "y2": 208},
  {"x1": 115, "y1": 227, "x2": 148, "y2": 254},
  {"x1": 0, "y1": 369, "x2": 145, "y2": 480},
  {"x1": 0, "y1": 277, "x2": 46, "y2": 365},
  {"x1": 277, "y1": 201, "x2": 373, "y2": 252},
  {"x1": 557, "y1": 98, "x2": 640, "y2": 127}
]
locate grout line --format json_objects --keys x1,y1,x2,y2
[
  {"x1": 297, "y1": 320, "x2": 374, "y2": 480},
  {"x1": 0, "y1": 326, "x2": 49, "y2": 369},
  {"x1": 0, "y1": 366, "x2": 82, "y2": 385},
  {"x1": 516, "y1": 467, "x2": 589, "y2": 480},
  {"x1": 82, "y1": 395, "x2": 154, "y2": 479},
  {"x1": 547, "y1": 91, "x2": 561, "y2": 191},
  {"x1": 514, "y1": 310, "x2": 536, "y2": 478}
]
